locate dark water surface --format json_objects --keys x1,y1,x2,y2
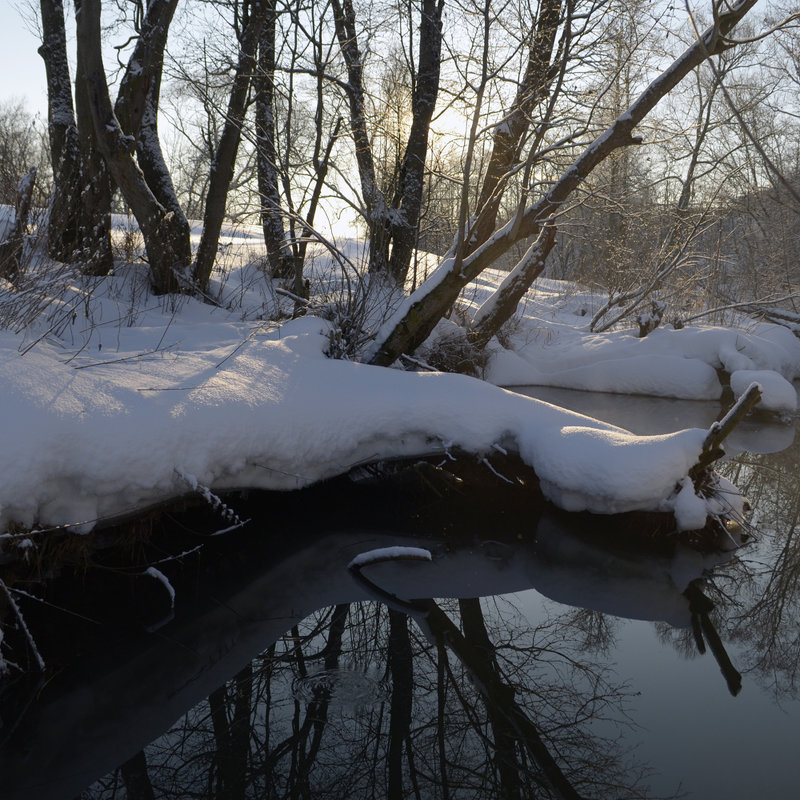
[{"x1": 2, "y1": 387, "x2": 799, "y2": 799}]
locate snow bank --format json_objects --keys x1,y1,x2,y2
[
  {"x1": 1, "y1": 309, "x2": 714, "y2": 535},
  {"x1": 476, "y1": 277, "x2": 800, "y2": 413}
]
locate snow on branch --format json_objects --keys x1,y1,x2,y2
[
  {"x1": 144, "y1": 566, "x2": 176, "y2": 610},
  {"x1": 348, "y1": 546, "x2": 433, "y2": 570}
]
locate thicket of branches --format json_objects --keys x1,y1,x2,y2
[{"x1": 2, "y1": 0, "x2": 799, "y2": 366}]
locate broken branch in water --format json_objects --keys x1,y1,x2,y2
[{"x1": 692, "y1": 382, "x2": 762, "y2": 477}]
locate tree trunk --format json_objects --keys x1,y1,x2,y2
[
  {"x1": 38, "y1": 0, "x2": 81, "y2": 262},
  {"x1": 114, "y1": 0, "x2": 179, "y2": 137},
  {"x1": 332, "y1": 0, "x2": 443, "y2": 284},
  {"x1": 113, "y1": 0, "x2": 192, "y2": 267},
  {"x1": 0, "y1": 167, "x2": 37, "y2": 281},
  {"x1": 73, "y1": 33, "x2": 114, "y2": 276},
  {"x1": 255, "y1": 0, "x2": 295, "y2": 281},
  {"x1": 194, "y1": 1, "x2": 268, "y2": 292},
  {"x1": 386, "y1": 0, "x2": 444, "y2": 283},
  {"x1": 39, "y1": 0, "x2": 113, "y2": 273},
  {"x1": 331, "y1": 0, "x2": 390, "y2": 275},
  {"x1": 467, "y1": 224, "x2": 557, "y2": 348},
  {"x1": 136, "y1": 75, "x2": 192, "y2": 266},
  {"x1": 75, "y1": 0, "x2": 188, "y2": 294},
  {"x1": 466, "y1": 0, "x2": 563, "y2": 253},
  {"x1": 367, "y1": 0, "x2": 760, "y2": 367}
]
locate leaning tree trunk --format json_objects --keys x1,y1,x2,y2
[
  {"x1": 367, "y1": 0, "x2": 760, "y2": 367},
  {"x1": 193, "y1": 2, "x2": 269, "y2": 292},
  {"x1": 75, "y1": 0, "x2": 188, "y2": 294}
]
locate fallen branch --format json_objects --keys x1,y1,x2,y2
[{"x1": 693, "y1": 382, "x2": 762, "y2": 476}]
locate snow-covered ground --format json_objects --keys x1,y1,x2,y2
[{"x1": 2, "y1": 226, "x2": 797, "y2": 545}]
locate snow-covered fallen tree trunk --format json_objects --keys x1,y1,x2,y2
[{"x1": 0, "y1": 319, "x2": 754, "y2": 548}]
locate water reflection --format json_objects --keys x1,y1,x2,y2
[
  {"x1": 2, "y1": 512, "x2": 720, "y2": 800},
  {"x1": 85, "y1": 597, "x2": 653, "y2": 800},
  {"x1": 3, "y1": 392, "x2": 800, "y2": 799}
]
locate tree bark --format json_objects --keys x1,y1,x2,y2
[
  {"x1": 194, "y1": 0, "x2": 268, "y2": 292},
  {"x1": 255, "y1": 0, "x2": 295, "y2": 281},
  {"x1": 40, "y1": 0, "x2": 113, "y2": 273},
  {"x1": 368, "y1": 0, "x2": 760, "y2": 367}
]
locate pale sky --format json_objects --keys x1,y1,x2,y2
[{"x1": 0, "y1": 2, "x2": 49, "y2": 119}]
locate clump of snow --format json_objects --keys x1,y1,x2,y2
[
  {"x1": 730, "y1": 370, "x2": 796, "y2": 414},
  {"x1": 348, "y1": 547, "x2": 433, "y2": 569},
  {"x1": 664, "y1": 477, "x2": 709, "y2": 532},
  {"x1": 144, "y1": 567, "x2": 176, "y2": 609}
]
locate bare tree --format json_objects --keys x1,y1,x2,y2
[
  {"x1": 368, "y1": 0, "x2": 771, "y2": 367},
  {"x1": 194, "y1": 0, "x2": 270, "y2": 292}
]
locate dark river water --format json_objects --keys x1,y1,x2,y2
[{"x1": 1, "y1": 387, "x2": 799, "y2": 799}]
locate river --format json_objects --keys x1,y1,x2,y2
[{"x1": 1, "y1": 387, "x2": 798, "y2": 799}]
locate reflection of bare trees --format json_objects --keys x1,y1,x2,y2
[
  {"x1": 85, "y1": 595, "x2": 663, "y2": 799},
  {"x1": 711, "y1": 441, "x2": 800, "y2": 699}
]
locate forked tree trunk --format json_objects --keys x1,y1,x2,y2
[{"x1": 75, "y1": 0, "x2": 188, "y2": 294}]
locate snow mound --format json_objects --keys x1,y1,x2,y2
[
  {"x1": 479, "y1": 282, "x2": 800, "y2": 409},
  {"x1": 730, "y1": 370, "x2": 796, "y2": 414},
  {"x1": 1, "y1": 314, "x2": 717, "y2": 535}
]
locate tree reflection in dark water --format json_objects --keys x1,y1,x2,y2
[
  {"x1": 86, "y1": 595, "x2": 654, "y2": 800},
  {"x1": 710, "y1": 444, "x2": 800, "y2": 700},
  {"x1": 5, "y1": 409, "x2": 800, "y2": 799}
]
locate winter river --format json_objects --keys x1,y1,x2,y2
[{"x1": 1, "y1": 387, "x2": 799, "y2": 799}]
